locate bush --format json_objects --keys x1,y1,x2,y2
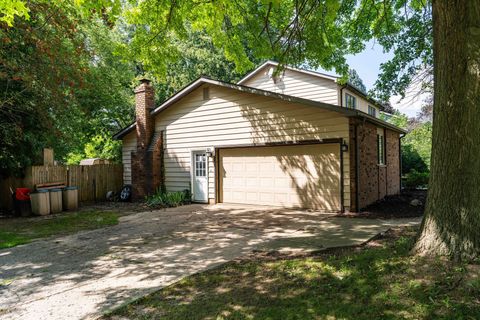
[
  {"x1": 402, "y1": 144, "x2": 429, "y2": 175},
  {"x1": 145, "y1": 188, "x2": 191, "y2": 208},
  {"x1": 403, "y1": 170, "x2": 429, "y2": 190}
]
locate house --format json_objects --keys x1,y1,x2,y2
[{"x1": 113, "y1": 61, "x2": 406, "y2": 212}]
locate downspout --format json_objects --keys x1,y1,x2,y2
[
  {"x1": 399, "y1": 133, "x2": 405, "y2": 191},
  {"x1": 340, "y1": 85, "x2": 346, "y2": 107},
  {"x1": 339, "y1": 139, "x2": 344, "y2": 213}
]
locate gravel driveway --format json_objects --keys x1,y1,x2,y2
[{"x1": 0, "y1": 204, "x2": 420, "y2": 320}]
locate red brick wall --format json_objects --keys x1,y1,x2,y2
[
  {"x1": 131, "y1": 80, "x2": 155, "y2": 199},
  {"x1": 348, "y1": 121, "x2": 358, "y2": 212},
  {"x1": 350, "y1": 120, "x2": 401, "y2": 211},
  {"x1": 357, "y1": 121, "x2": 380, "y2": 209},
  {"x1": 151, "y1": 131, "x2": 164, "y2": 193},
  {"x1": 386, "y1": 130, "x2": 401, "y2": 195}
]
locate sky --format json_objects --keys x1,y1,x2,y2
[{"x1": 317, "y1": 41, "x2": 426, "y2": 118}]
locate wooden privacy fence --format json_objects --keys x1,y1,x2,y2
[{"x1": 0, "y1": 164, "x2": 123, "y2": 210}]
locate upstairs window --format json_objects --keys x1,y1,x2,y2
[
  {"x1": 377, "y1": 132, "x2": 385, "y2": 165},
  {"x1": 368, "y1": 105, "x2": 377, "y2": 117},
  {"x1": 345, "y1": 93, "x2": 356, "y2": 109}
]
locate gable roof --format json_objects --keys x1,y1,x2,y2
[
  {"x1": 237, "y1": 60, "x2": 386, "y2": 110},
  {"x1": 238, "y1": 60, "x2": 339, "y2": 84},
  {"x1": 113, "y1": 76, "x2": 405, "y2": 140}
]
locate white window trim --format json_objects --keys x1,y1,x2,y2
[{"x1": 377, "y1": 134, "x2": 386, "y2": 165}]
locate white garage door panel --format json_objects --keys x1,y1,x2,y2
[{"x1": 219, "y1": 144, "x2": 341, "y2": 211}]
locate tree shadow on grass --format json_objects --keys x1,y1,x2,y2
[{"x1": 109, "y1": 230, "x2": 480, "y2": 320}]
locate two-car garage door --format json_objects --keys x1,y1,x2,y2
[{"x1": 219, "y1": 144, "x2": 341, "y2": 211}]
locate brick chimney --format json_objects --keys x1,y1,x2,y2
[
  {"x1": 131, "y1": 78, "x2": 155, "y2": 198},
  {"x1": 135, "y1": 78, "x2": 155, "y2": 151}
]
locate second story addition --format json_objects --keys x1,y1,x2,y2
[{"x1": 238, "y1": 61, "x2": 382, "y2": 117}]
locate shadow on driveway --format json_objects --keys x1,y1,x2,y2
[{"x1": 0, "y1": 204, "x2": 420, "y2": 320}]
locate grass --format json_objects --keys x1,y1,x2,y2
[
  {"x1": 0, "y1": 210, "x2": 119, "y2": 249},
  {"x1": 106, "y1": 227, "x2": 480, "y2": 320}
]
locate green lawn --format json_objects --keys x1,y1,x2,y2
[
  {"x1": 106, "y1": 227, "x2": 480, "y2": 320},
  {"x1": 0, "y1": 210, "x2": 119, "y2": 249}
]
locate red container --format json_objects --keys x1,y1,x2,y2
[{"x1": 15, "y1": 188, "x2": 31, "y2": 201}]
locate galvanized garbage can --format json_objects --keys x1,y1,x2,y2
[
  {"x1": 49, "y1": 188, "x2": 63, "y2": 213},
  {"x1": 30, "y1": 190, "x2": 50, "y2": 216},
  {"x1": 62, "y1": 186, "x2": 79, "y2": 211}
]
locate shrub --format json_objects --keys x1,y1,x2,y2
[
  {"x1": 145, "y1": 189, "x2": 190, "y2": 208},
  {"x1": 402, "y1": 144, "x2": 429, "y2": 175},
  {"x1": 403, "y1": 170, "x2": 429, "y2": 190}
]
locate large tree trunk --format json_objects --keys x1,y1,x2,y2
[{"x1": 414, "y1": 0, "x2": 480, "y2": 260}]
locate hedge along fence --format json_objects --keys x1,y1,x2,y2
[{"x1": 0, "y1": 164, "x2": 123, "y2": 210}]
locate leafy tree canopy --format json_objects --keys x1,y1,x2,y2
[
  {"x1": 0, "y1": 1, "x2": 135, "y2": 174},
  {"x1": 0, "y1": 1, "x2": 261, "y2": 174},
  {"x1": 117, "y1": 0, "x2": 432, "y2": 101},
  {"x1": 383, "y1": 108, "x2": 432, "y2": 175},
  {"x1": 347, "y1": 69, "x2": 367, "y2": 93}
]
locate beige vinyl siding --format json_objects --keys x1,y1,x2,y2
[
  {"x1": 342, "y1": 88, "x2": 379, "y2": 116},
  {"x1": 121, "y1": 131, "x2": 136, "y2": 184},
  {"x1": 241, "y1": 66, "x2": 339, "y2": 105},
  {"x1": 155, "y1": 85, "x2": 351, "y2": 209}
]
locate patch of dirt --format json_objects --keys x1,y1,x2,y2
[
  {"x1": 78, "y1": 201, "x2": 151, "y2": 215},
  {"x1": 0, "y1": 201, "x2": 148, "y2": 221},
  {"x1": 338, "y1": 190, "x2": 426, "y2": 219}
]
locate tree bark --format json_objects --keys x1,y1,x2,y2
[{"x1": 414, "y1": 0, "x2": 480, "y2": 260}]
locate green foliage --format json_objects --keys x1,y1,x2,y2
[
  {"x1": 0, "y1": 0, "x2": 29, "y2": 26},
  {"x1": 383, "y1": 111, "x2": 432, "y2": 175},
  {"x1": 403, "y1": 121, "x2": 432, "y2": 170},
  {"x1": 145, "y1": 189, "x2": 190, "y2": 208},
  {"x1": 348, "y1": 69, "x2": 367, "y2": 93},
  {"x1": 114, "y1": 0, "x2": 431, "y2": 99},
  {"x1": 0, "y1": 1, "x2": 135, "y2": 175},
  {"x1": 381, "y1": 111, "x2": 409, "y2": 129},
  {"x1": 404, "y1": 170, "x2": 429, "y2": 190},
  {"x1": 0, "y1": 1, "x2": 259, "y2": 175},
  {"x1": 402, "y1": 144, "x2": 428, "y2": 174},
  {"x1": 150, "y1": 29, "x2": 258, "y2": 103},
  {"x1": 66, "y1": 134, "x2": 122, "y2": 165},
  {"x1": 117, "y1": 0, "x2": 353, "y2": 78}
]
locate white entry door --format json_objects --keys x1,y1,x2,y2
[{"x1": 193, "y1": 152, "x2": 208, "y2": 202}]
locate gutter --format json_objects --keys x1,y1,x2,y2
[
  {"x1": 353, "y1": 111, "x2": 407, "y2": 134},
  {"x1": 340, "y1": 85, "x2": 345, "y2": 107},
  {"x1": 399, "y1": 133, "x2": 406, "y2": 190}
]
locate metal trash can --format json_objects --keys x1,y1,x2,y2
[
  {"x1": 49, "y1": 188, "x2": 63, "y2": 213},
  {"x1": 30, "y1": 190, "x2": 50, "y2": 216},
  {"x1": 62, "y1": 186, "x2": 79, "y2": 211}
]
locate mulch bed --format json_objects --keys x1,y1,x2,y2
[{"x1": 338, "y1": 190, "x2": 426, "y2": 219}]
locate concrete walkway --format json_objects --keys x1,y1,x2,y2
[{"x1": 0, "y1": 204, "x2": 420, "y2": 320}]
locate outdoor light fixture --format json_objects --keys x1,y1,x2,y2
[
  {"x1": 206, "y1": 147, "x2": 215, "y2": 157},
  {"x1": 342, "y1": 142, "x2": 349, "y2": 152}
]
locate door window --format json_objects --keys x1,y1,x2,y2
[{"x1": 195, "y1": 154, "x2": 207, "y2": 177}]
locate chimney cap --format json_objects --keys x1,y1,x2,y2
[{"x1": 139, "y1": 77, "x2": 151, "y2": 85}]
